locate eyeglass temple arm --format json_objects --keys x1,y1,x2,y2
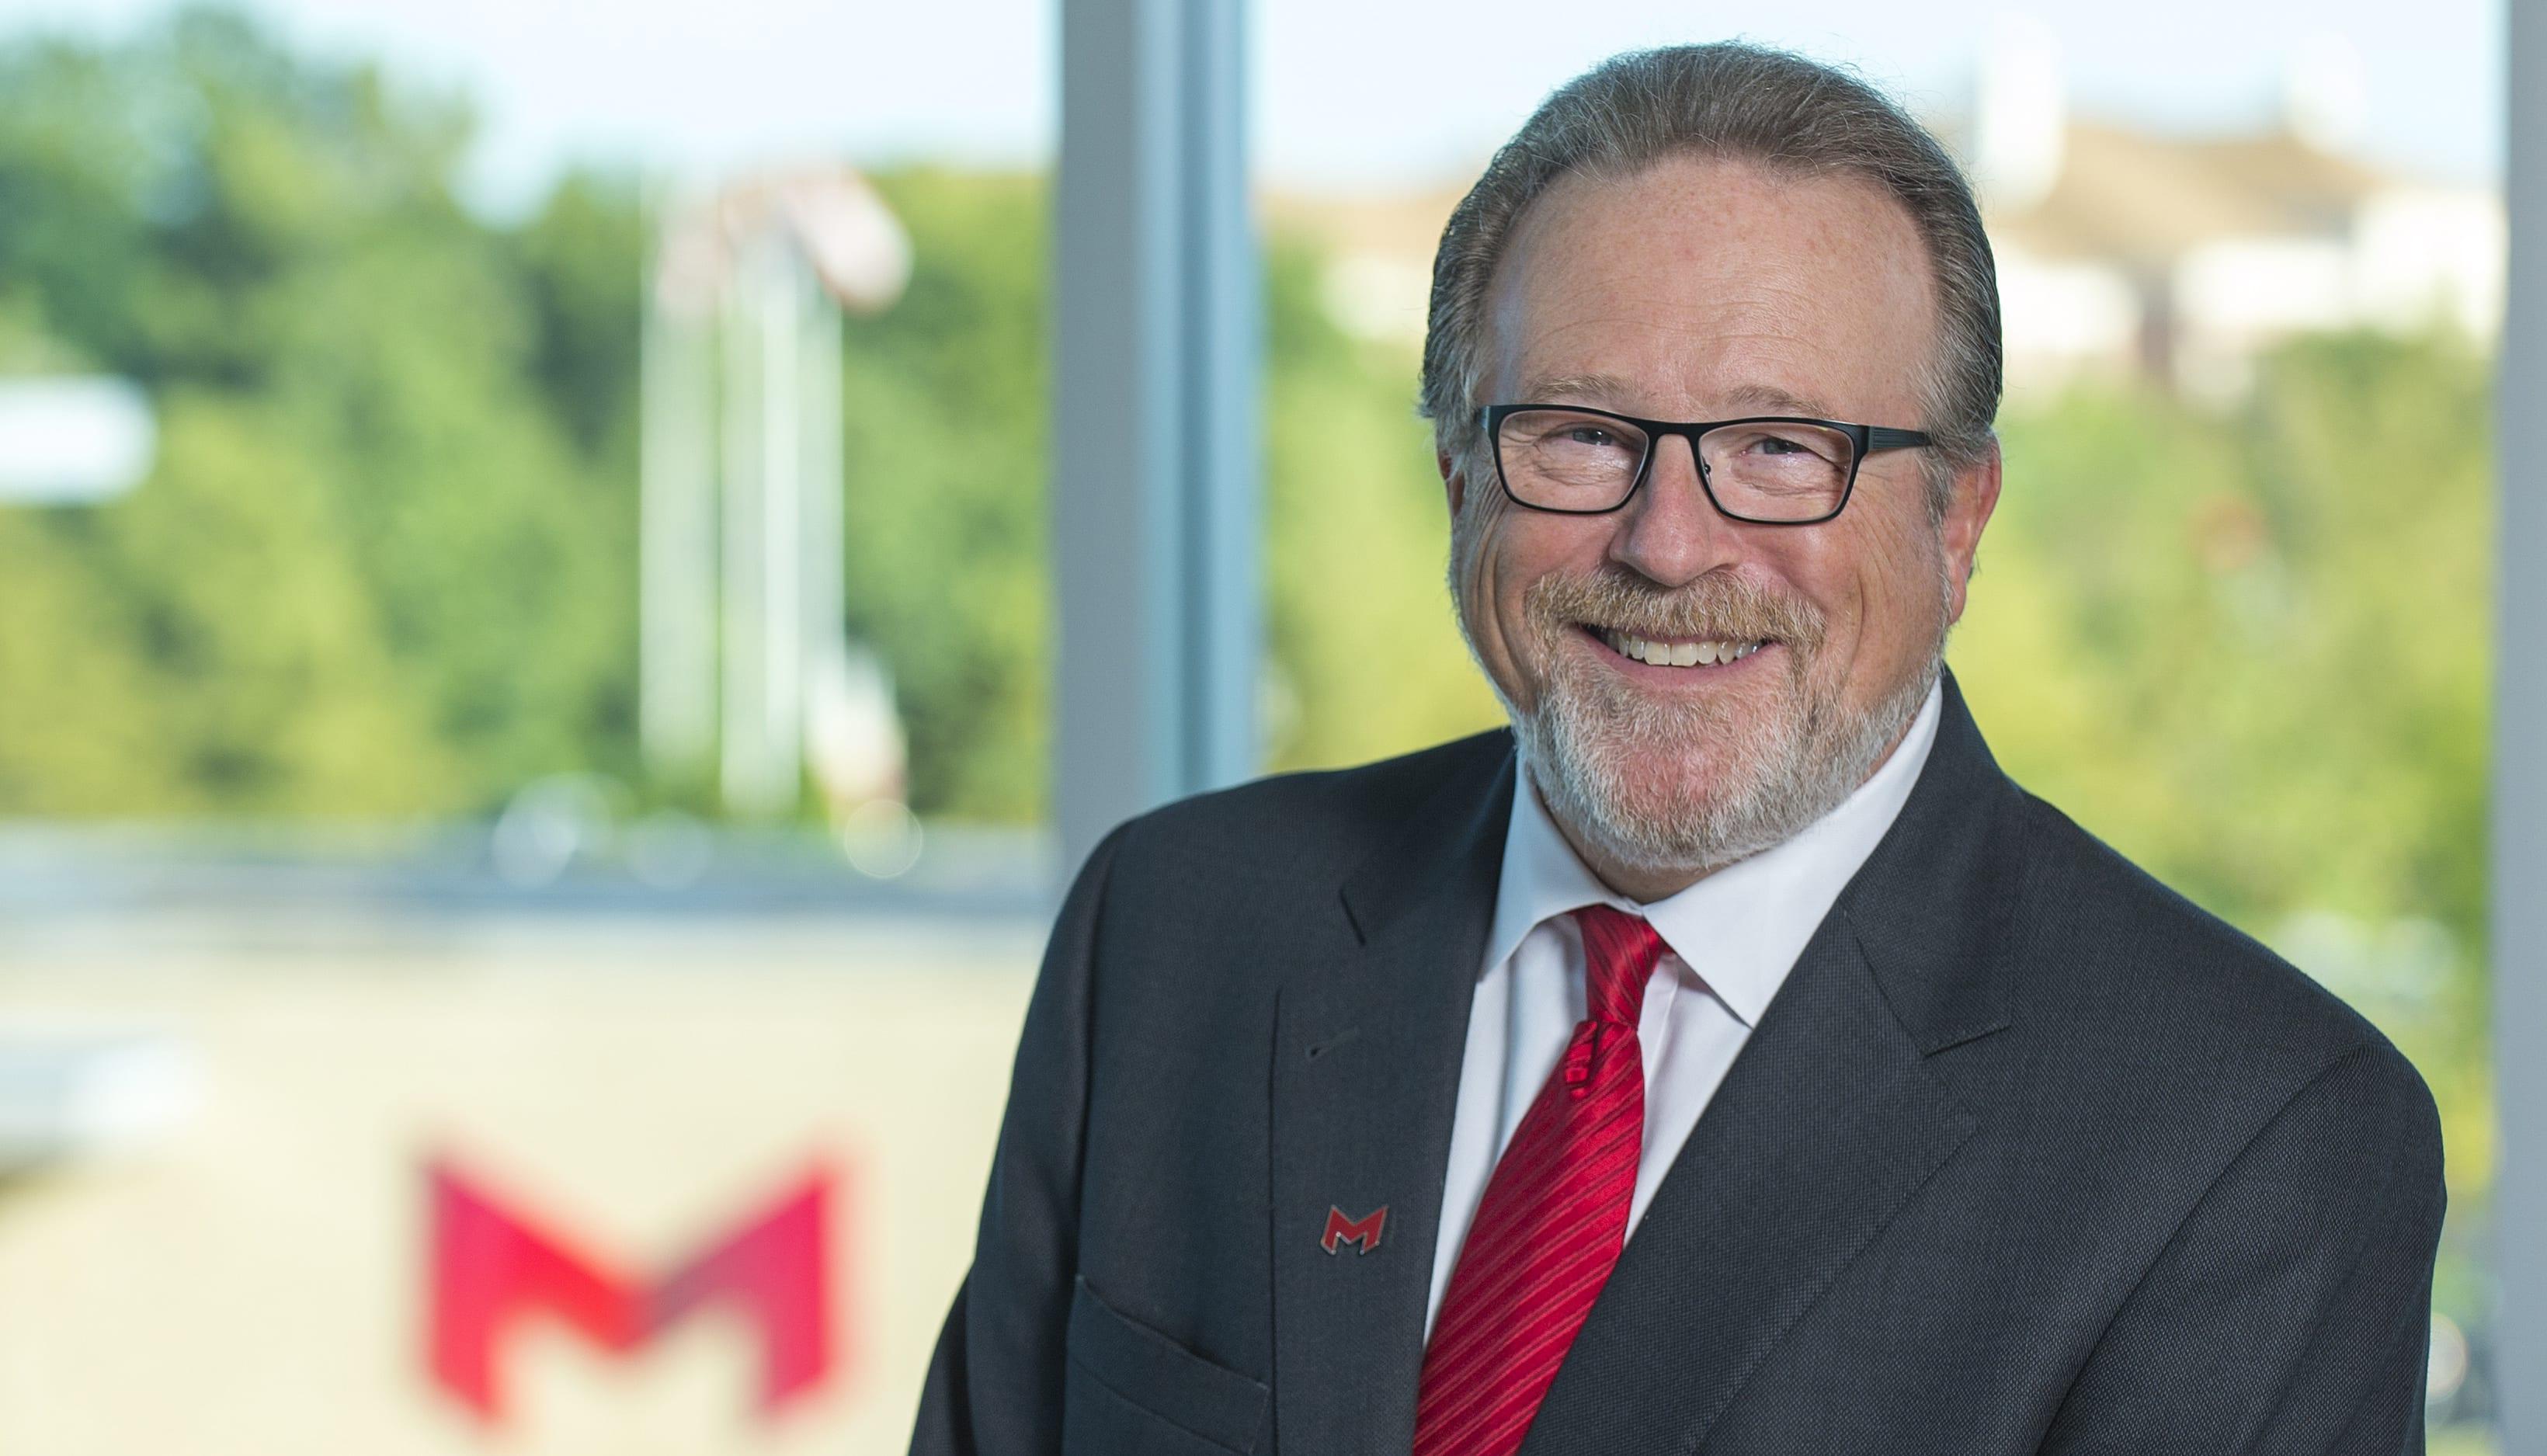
[{"x1": 1865, "y1": 426, "x2": 1932, "y2": 454}]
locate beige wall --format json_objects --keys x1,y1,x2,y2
[{"x1": 0, "y1": 916, "x2": 1041, "y2": 1455}]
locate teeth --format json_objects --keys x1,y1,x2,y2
[{"x1": 1599, "y1": 629, "x2": 1768, "y2": 668}]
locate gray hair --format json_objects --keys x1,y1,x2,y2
[{"x1": 1419, "y1": 43, "x2": 2003, "y2": 518}]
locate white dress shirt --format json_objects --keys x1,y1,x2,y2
[{"x1": 1423, "y1": 679, "x2": 1944, "y2": 1340}]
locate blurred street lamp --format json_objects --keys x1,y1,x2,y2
[{"x1": 641, "y1": 168, "x2": 912, "y2": 820}]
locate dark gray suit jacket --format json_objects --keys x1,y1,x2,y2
[{"x1": 912, "y1": 670, "x2": 2446, "y2": 1454}]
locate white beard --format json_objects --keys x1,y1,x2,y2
[
  {"x1": 1512, "y1": 633, "x2": 1938, "y2": 881},
  {"x1": 1456, "y1": 525, "x2": 1953, "y2": 884}
]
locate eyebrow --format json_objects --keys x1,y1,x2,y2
[
  {"x1": 1519, "y1": 372, "x2": 1642, "y2": 405},
  {"x1": 1513, "y1": 374, "x2": 1838, "y2": 420}
]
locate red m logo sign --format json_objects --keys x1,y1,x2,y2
[
  {"x1": 1322, "y1": 1204, "x2": 1388, "y2": 1255},
  {"x1": 426, "y1": 1155, "x2": 839, "y2": 1423}
]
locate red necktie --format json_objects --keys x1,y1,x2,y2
[{"x1": 1412, "y1": 904, "x2": 1666, "y2": 1456}]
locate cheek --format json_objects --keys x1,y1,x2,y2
[
  {"x1": 1766, "y1": 515, "x2": 1920, "y2": 665},
  {"x1": 1451, "y1": 504, "x2": 1506, "y2": 622},
  {"x1": 1451, "y1": 501, "x2": 1533, "y2": 674},
  {"x1": 1471, "y1": 514, "x2": 1551, "y2": 627},
  {"x1": 1843, "y1": 512, "x2": 1948, "y2": 658}
]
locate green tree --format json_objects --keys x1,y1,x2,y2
[
  {"x1": 1260, "y1": 234, "x2": 1503, "y2": 773},
  {"x1": 836, "y1": 169, "x2": 1051, "y2": 821},
  {"x1": 0, "y1": 8, "x2": 634, "y2": 816}
]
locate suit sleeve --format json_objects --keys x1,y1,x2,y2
[
  {"x1": 2040, "y1": 1039, "x2": 2448, "y2": 1454},
  {"x1": 909, "y1": 825, "x2": 1126, "y2": 1456}
]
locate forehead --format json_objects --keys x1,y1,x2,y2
[{"x1": 1483, "y1": 153, "x2": 1937, "y2": 416}]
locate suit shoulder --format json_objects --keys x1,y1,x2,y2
[
  {"x1": 1103, "y1": 728, "x2": 1511, "y2": 884},
  {"x1": 2006, "y1": 787, "x2": 2423, "y2": 1103}
]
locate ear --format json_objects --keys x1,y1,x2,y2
[
  {"x1": 1941, "y1": 440, "x2": 2003, "y2": 625},
  {"x1": 1439, "y1": 446, "x2": 1467, "y2": 518}
]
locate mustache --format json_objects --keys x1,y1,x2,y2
[{"x1": 1523, "y1": 568, "x2": 1825, "y2": 648}]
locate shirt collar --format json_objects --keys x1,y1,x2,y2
[{"x1": 1484, "y1": 676, "x2": 1945, "y2": 1027}]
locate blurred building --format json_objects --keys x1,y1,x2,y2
[
  {"x1": 1267, "y1": 30, "x2": 2506, "y2": 404},
  {"x1": 1965, "y1": 22, "x2": 2504, "y2": 400}
]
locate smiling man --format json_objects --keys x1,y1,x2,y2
[{"x1": 912, "y1": 43, "x2": 2446, "y2": 1456}]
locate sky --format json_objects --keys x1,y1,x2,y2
[{"x1": 0, "y1": 0, "x2": 2506, "y2": 217}]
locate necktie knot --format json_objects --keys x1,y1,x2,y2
[{"x1": 1572, "y1": 904, "x2": 1666, "y2": 1028}]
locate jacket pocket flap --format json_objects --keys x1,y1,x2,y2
[{"x1": 1068, "y1": 1277, "x2": 1269, "y2": 1453}]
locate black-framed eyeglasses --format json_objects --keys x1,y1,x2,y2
[{"x1": 1481, "y1": 403, "x2": 1931, "y2": 524}]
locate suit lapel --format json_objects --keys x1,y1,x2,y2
[
  {"x1": 1519, "y1": 669, "x2": 2022, "y2": 1454},
  {"x1": 1270, "y1": 735, "x2": 1515, "y2": 1456}
]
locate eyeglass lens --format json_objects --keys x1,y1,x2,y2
[{"x1": 1495, "y1": 408, "x2": 1855, "y2": 520}]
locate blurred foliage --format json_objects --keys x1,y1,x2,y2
[
  {"x1": 0, "y1": 9, "x2": 630, "y2": 815},
  {"x1": 838, "y1": 168, "x2": 1051, "y2": 819},
  {"x1": 1261, "y1": 236, "x2": 1505, "y2": 771}
]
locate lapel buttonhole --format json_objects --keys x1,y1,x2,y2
[{"x1": 1305, "y1": 1027, "x2": 1364, "y2": 1062}]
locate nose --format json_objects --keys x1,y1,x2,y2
[{"x1": 1608, "y1": 433, "x2": 1746, "y2": 589}]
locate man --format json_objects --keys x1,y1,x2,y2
[{"x1": 912, "y1": 43, "x2": 2446, "y2": 1456}]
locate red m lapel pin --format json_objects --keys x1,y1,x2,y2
[{"x1": 1322, "y1": 1204, "x2": 1387, "y2": 1255}]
